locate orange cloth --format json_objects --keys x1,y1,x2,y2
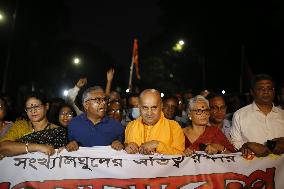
[
  {"x1": 125, "y1": 113, "x2": 185, "y2": 155},
  {"x1": 0, "y1": 120, "x2": 32, "y2": 142}
]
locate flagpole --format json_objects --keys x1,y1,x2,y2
[{"x1": 128, "y1": 55, "x2": 135, "y2": 92}]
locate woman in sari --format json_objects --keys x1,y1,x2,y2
[
  {"x1": 183, "y1": 95, "x2": 236, "y2": 156},
  {"x1": 0, "y1": 92, "x2": 78, "y2": 158}
]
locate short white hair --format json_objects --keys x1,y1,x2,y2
[
  {"x1": 187, "y1": 95, "x2": 209, "y2": 114},
  {"x1": 82, "y1": 86, "x2": 104, "y2": 103}
]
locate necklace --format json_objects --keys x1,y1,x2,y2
[{"x1": 30, "y1": 122, "x2": 51, "y2": 132}]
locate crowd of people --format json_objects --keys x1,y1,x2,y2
[{"x1": 1, "y1": 71, "x2": 284, "y2": 160}]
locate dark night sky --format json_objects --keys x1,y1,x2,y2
[
  {"x1": 60, "y1": 1, "x2": 284, "y2": 94},
  {"x1": 1, "y1": 0, "x2": 284, "y2": 97},
  {"x1": 61, "y1": 0, "x2": 161, "y2": 65}
]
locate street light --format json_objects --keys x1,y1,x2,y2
[
  {"x1": 63, "y1": 89, "x2": 69, "y2": 97},
  {"x1": 178, "y1": 40, "x2": 185, "y2": 46},
  {"x1": 73, "y1": 57, "x2": 80, "y2": 65},
  {"x1": 172, "y1": 40, "x2": 185, "y2": 52},
  {"x1": 0, "y1": 13, "x2": 4, "y2": 21},
  {"x1": 171, "y1": 38, "x2": 206, "y2": 89}
]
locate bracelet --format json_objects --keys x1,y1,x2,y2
[
  {"x1": 220, "y1": 147, "x2": 226, "y2": 153},
  {"x1": 25, "y1": 143, "x2": 29, "y2": 153}
]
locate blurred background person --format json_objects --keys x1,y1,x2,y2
[
  {"x1": 105, "y1": 68, "x2": 121, "y2": 101},
  {"x1": 162, "y1": 95, "x2": 185, "y2": 127},
  {"x1": 175, "y1": 93, "x2": 188, "y2": 127},
  {"x1": 56, "y1": 103, "x2": 77, "y2": 128},
  {"x1": 124, "y1": 93, "x2": 140, "y2": 125},
  {"x1": 0, "y1": 96, "x2": 13, "y2": 139},
  {"x1": 47, "y1": 97, "x2": 65, "y2": 124},
  {"x1": 200, "y1": 89, "x2": 210, "y2": 98},
  {"x1": 162, "y1": 95, "x2": 178, "y2": 120},
  {"x1": 107, "y1": 100, "x2": 123, "y2": 125},
  {"x1": 208, "y1": 93, "x2": 232, "y2": 140},
  {"x1": 277, "y1": 84, "x2": 284, "y2": 110},
  {"x1": 0, "y1": 93, "x2": 21, "y2": 121},
  {"x1": 67, "y1": 77, "x2": 88, "y2": 115},
  {"x1": 183, "y1": 89, "x2": 194, "y2": 102}
]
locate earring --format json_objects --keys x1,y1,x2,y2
[{"x1": 189, "y1": 117, "x2": 192, "y2": 120}]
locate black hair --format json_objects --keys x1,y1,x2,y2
[
  {"x1": 127, "y1": 93, "x2": 139, "y2": 99},
  {"x1": 206, "y1": 92, "x2": 225, "y2": 101},
  {"x1": 126, "y1": 93, "x2": 139, "y2": 107},
  {"x1": 108, "y1": 99, "x2": 122, "y2": 106},
  {"x1": 24, "y1": 91, "x2": 49, "y2": 106},
  {"x1": 250, "y1": 74, "x2": 274, "y2": 89},
  {"x1": 0, "y1": 96, "x2": 7, "y2": 109},
  {"x1": 56, "y1": 103, "x2": 77, "y2": 126},
  {"x1": 0, "y1": 96, "x2": 8, "y2": 119},
  {"x1": 162, "y1": 95, "x2": 179, "y2": 104}
]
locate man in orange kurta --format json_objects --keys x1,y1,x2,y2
[{"x1": 124, "y1": 89, "x2": 185, "y2": 155}]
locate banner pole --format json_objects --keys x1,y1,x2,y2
[{"x1": 128, "y1": 56, "x2": 134, "y2": 92}]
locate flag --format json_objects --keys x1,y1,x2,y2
[{"x1": 132, "y1": 39, "x2": 141, "y2": 80}]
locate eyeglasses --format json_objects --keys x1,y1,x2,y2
[
  {"x1": 255, "y1": 87, "x2": 274, "y2": 93},
  {"x1": 191, "y1": 109, "x2": 210, "y2": 115},
  {"x1": 210, "y1": 105, "x2": 226, "y2": 112},
  {"x1": 25, "y1": 104, "x2": 43, "y2": 112},
  {"x1": 86, "y1": 97, "x2": 108, "y2": 104},
  {"x1": 108, "y1": 109, "x2": 121, "y2": 114},
  {"x1": 59, "y1": 111, "x2": 73, "y2": 117}
]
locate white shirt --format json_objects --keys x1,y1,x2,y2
[
  {"x1": 67, "y1": 86, "x2": 83, "y2": 115},
  {"x1": 230, "y1": 101, "x2": 284, "y2": 150},
  {"x1": 67, "y1": 85, "x2": 80, "y2": 102},
  {"x1": 222, "y1": 119, "x2": 232, "y2": 141}
]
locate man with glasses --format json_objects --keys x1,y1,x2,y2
[
  {"x1": 124, "y1": 89, "x2": 185, "y2": 155},
  {"x1": 231, "y1": 74, "x2": 284, "y2": 157},
  {"x1": 68, "y1": 86, "x2": 124, "y2": 150},
  {"x1": 208, "y1": 93, "x2": 232, "y2": 140}
]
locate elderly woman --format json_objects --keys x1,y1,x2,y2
[
  {"x1": 0, "y1": 96, "x2": 13, "y2": 139},
  {"x1": 0, "y1": 92, "x2": 78, "y2": 158},
  {"x1": 183, "y1": 95, "x2": 236, "y2": 156}
]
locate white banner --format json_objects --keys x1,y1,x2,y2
[{"x1": 0, "y1": 146, "x2": 283, "y2": 188}]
